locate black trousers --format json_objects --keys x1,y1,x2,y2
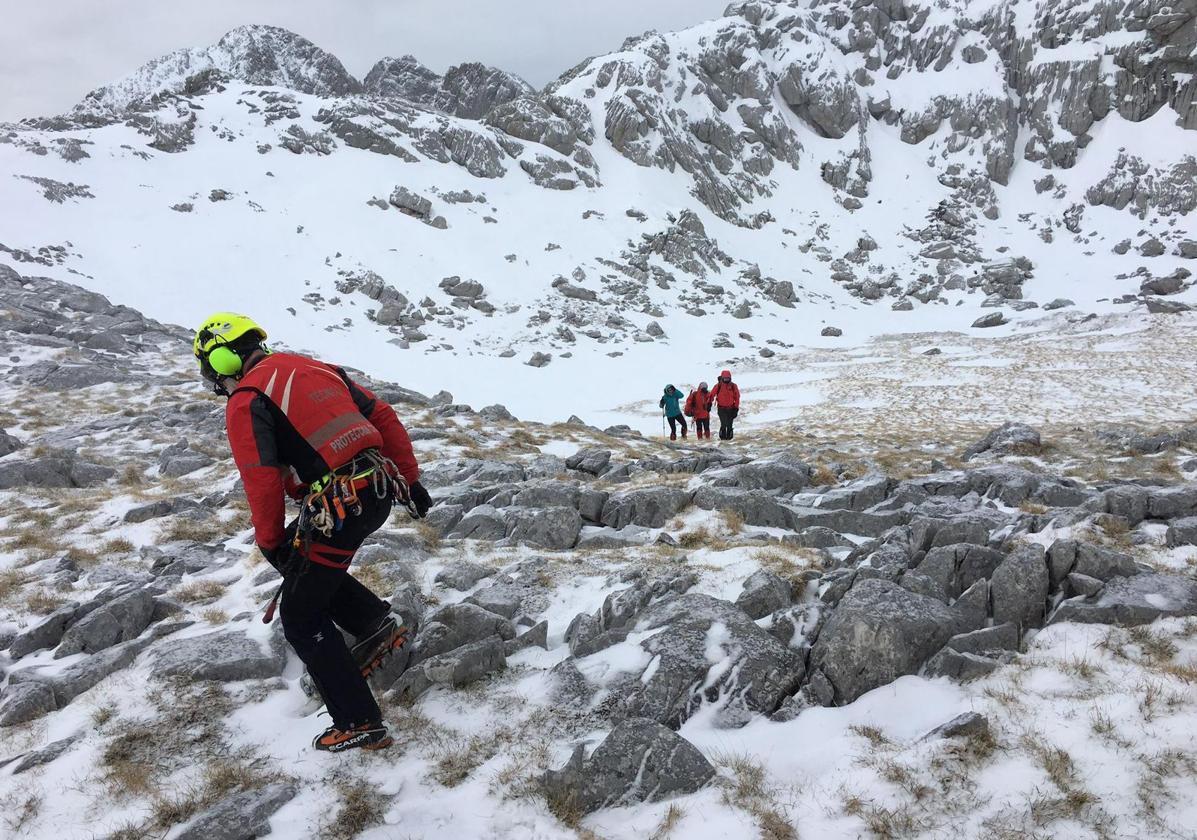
[
  {"x1": 695, "y1": 418, "x2": 710, "y2": 438},
  {"x1": 667, "y1": 415, "x2": 688, "y2": 437},
  {"x1": 718, "y1": 407, "x2": 736, "y2": 440},
  {"x1": 278, "y1": 489, "x2": 392, "y2": 728}
]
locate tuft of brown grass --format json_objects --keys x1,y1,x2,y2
[
  {"x1": 103, "y1": 537, "x2": 135, "y2": 555},
  {"x1": 161, "y1": 517, "x2": 217, "y2": 543},
  {"x1": 415, "y1": 521, "x2": 442, "y2": 552},
  {"x1": 648, "y1": 803, "x2": 686, "y2": 840},
  {"x1": 715, "y1": 753, "x2": 797, "y2": 840},
  {"x1": 174, "y1": 579, "x2": 225, "y2": 603},
  {"x1": 323, "y1": 778, "x2": 389, "y2": 840},
  {"x1": 432, "y1": 729, "x2": 509, "y2": 787},
  {"x1": 0, "y1": 568, "x2": 31, "y2": 604},
  {"x1": 849, "y1": 724, "x2": 892, "y2": 748},
  {"x1": 91, "y1": 703, "x2": 118, "y2": 727},
  {"x1": 722, "y1": 508, "x2": 745, "y2": 535}
]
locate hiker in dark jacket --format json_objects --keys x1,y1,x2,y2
[
  {"x1": 659, "y1": 384, "x2": 688, "y2": 440},
  {"x1": 685, "y1": 382, "x2": 713, "y2": 440}
]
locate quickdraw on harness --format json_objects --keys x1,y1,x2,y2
[{"x1": 261, "y1": 449, "x2": 419, "y2": 623}]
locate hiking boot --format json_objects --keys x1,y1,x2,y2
[
  {"x1": 351, "y1": 614, "x2": 409, "y2": 679},
  {"x1": 313, "y1": 722, "x2": 393, "y2": 752}
]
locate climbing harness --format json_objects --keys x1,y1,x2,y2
[{"x1": 261, "y1": 448, "x2": 419, "y2": 624}]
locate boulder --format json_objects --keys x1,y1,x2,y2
[
  {"x1": 1065, "y1": 572, "x2": 1105, "y2": 598},
  {"x1": 150, "y1": 631, "x2": 284, "y2": 681},
  {"x1": 808, "y1": 578, "x2": 959, "y2": 704},
  {"x1": 945, "y1": 623, "x2": 1019, "y2": 656},
  {"x1": 1166, "y1": 516, "x2": 1197, "y2": 547},
  {"x1": 5, "y1": 734, "x2": 81, "y2": 774},
  {"x1": 1046, "y1": 540, "x2": 1138, "y2": 584},
  {"x1": 601, "y1": 487, "x2": 691, "y2": 529},
  {"x1": 0, "y1": 451, "x2": 115, "y2": 489},
  {"x1": 393, "y1": 636, "x2": 505, "y2": 700},
  {"x1": 990, "y1": 545, "x2": 1049, "y2": 631},
  {"x1": 0, "y1": 682, "x2": 58, "y2": 727},
  {"x1": 691, "y1": 486, "x2": 795, "y2": 529},
  {"x1": 924, "y1": 648, "x2": 1005, "y2": 681},
  {"x1": 542, "y1": 718, "x2": 714, "y2": 815},
  {"x1": 414, "y1": 602, "x2": 516, "y2": 661},
  {"x1": 607, "y1": 594, "x2": 804, "y2": 726},
  {"x1": 923, "y1": 711, "x2": 990, "y2": 740},
  {"x1": 0, "y1": 429, "x2": 22, "y2": 457},
  {"x1": 1050, "y1": 573, "x2": 1197, "y2": 626},
  {"x1": 972, "y1": 312, "x2": 1007, "y2": 328},
  {"x1": 566, "y1": 448, "x2": 612, "y2": 475},
  {"x1": 963, "y1": 422, "x2": 1041, "y2": 460},
  {"x1": 55, "y1": 589, "x2": 154, "y2": 658},
  {"x1": 505, "y1": 620, "x2": 549, "y2": 655},
  {"x1": 8, "y1": 605, "x2": 78, "y2": 658},
  {"x1": 175, "y1": 783, "x2": 298, "y2": 840},
  {"x1": 734, "y1": 570, "x2": 793, "y2": 620},
  {"x1": 435, "y1": 560, "x2": 494, "y2": 590},
  {"x1": 448, "y1": 504, "x2": 507, "y2": 541},
  {"x1": 465, "y1": 580, "x2": 536, "y2": 620},
  {"x1": 709, "y1": 453, "x2": 812, "y2": 493},
  {"x1": 504, "y1": 505, "x2": 582, "y2": 549}
]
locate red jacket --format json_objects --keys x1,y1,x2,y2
[
  {"x1": 225, "y1": 352, "x2": 419, "y2": 551},
  {"x1": 710, "y1": 375, "x2": 740, "y2": 410},
  {"x1": 685, "y1": 389, "x2": 712, "y2": 419}
]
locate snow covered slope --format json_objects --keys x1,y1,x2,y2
[{"x1": 0, "y1": 0, "x2": 1194, "y2": 426}]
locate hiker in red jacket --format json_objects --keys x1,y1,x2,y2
[
  {"x1": 194, "y1": 313, "x2": 432, "y2": 754},
  {"x1": 685, "y1": 382, "x2": 714, "y2": 439},
  {"x1": 709, "y1": 369, "x2": 740, "y2": 440}
]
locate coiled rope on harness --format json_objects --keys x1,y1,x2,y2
[{"x1": 261, "y1": 448, "x2": 419, "y2": 623}]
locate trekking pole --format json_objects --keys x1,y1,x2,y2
[{"x1": 661, "y1": 410, "x2": 668, "y2": 439}]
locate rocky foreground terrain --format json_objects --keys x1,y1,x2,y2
[
  {"x1": 2, "y1": 268, "x2": 1197, "y2": 839},
  {"x1": 1, "y1": 0, "x2": 1194, "y2": 405}
]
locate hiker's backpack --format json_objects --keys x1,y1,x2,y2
[{"x1": 684, "y1": 393, "x2": 695, "y2": 417}]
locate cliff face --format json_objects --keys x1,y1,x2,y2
[{"x1": 2, "y1": 1, "x2": 1194, "y2": 381}]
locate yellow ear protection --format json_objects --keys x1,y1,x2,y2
[{"x1": 206, "y1": 343, "x2": 245, "y2": 377}]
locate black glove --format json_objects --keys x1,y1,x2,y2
[
  {"x1": 731, "y1": 408, "x2": 739, "y2": 419},
  {"x1": 261, "y1": 542, "x2": 292, "y2": 574},
  {"x1": 408, "y1": 480, "x2": 433, "y2": 519}
]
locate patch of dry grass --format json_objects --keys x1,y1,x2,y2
[
  {"x1": 415, "y1": 521, "x2": 442, "y2": 552},
  {"x1": 322, "y1": 778, "x2": 389, "y2": 840},
  {"x1": 648, "y1": 803, "x2": 686, "y2": 840},
  {"x1": 431, "y1": 728, "x2": 511, "y2": 787},
  {"x1": 25, "y1": 588, "x2": 69, "y2": 613},
  {"x1": 0, "y1": 568, "x2": 32, "y2": 605},
  {"x1": 715, "y1": 753, "x2": 797, "y2": 840},
  {"x1": 160, "y1": 517, "x2": 217, "y2": 543},
  {"x1": 174, "y1": 579, "x2": 225, "y2": 603}
]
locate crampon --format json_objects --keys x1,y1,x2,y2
[{"x1": 351, "y1": 615, "x2": 410, "y2": 680}]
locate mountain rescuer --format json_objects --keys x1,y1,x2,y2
[
  {"x1": 710, "y1": 369, "x2": 741, "y2": 440},
  {"x1": 659, "y1": 384, "x2": 688, "y2": 440},
  {"x1": 685, "y1": 382, "x2": 713, "y2": 440},
  {"x1": 193, "y1": 313, "x2": 433, "y2": 753}
]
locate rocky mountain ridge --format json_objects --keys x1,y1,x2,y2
[{"x1": 1, "y1": 0, "x2": 1195, "y2": 420}]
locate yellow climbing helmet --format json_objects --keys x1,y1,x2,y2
[{"x1": 193, "y1": 312, "x2": 267, "y2": 384}]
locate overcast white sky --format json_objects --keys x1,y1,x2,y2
[{"x1": 0, "y1": 0, "x2": 732, "y2": 121}]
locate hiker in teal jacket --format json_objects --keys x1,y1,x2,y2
[{"x1": 659, "y1": 385, "x2": 688, "y2": 440}]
